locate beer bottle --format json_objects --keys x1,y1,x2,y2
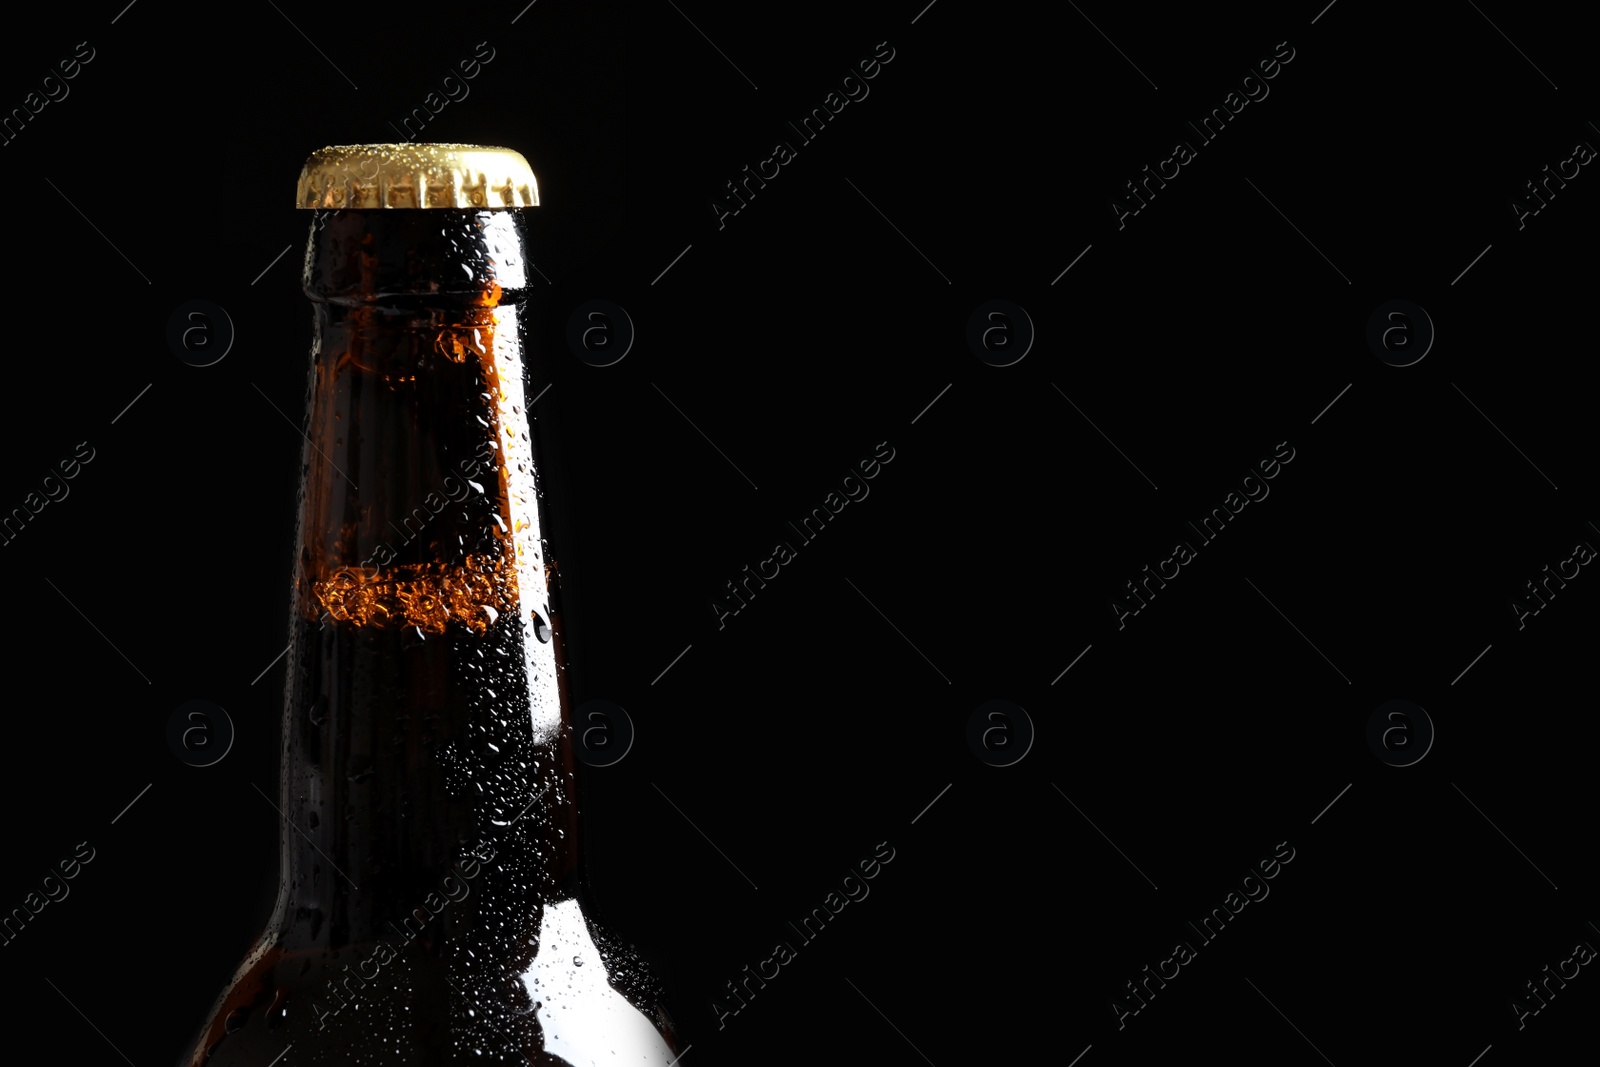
[{"x1": 178, "y1": 145, "x2": 681, "y2": 1065}]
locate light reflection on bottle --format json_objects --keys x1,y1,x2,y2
[{"x1": 523, "y1": 900, "x2": 678, "y2": 1066}]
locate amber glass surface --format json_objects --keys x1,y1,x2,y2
[{"x1": 177, "y1": 208, "x2": 679, "y2": 1066}]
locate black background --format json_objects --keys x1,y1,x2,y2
[{"x1": 1, "y1": 2, "x2": 1596, "y2": 1065}]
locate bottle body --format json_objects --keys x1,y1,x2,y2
[{"x1": 179, "y1": 200, "x2": 677, "y2": 1065}]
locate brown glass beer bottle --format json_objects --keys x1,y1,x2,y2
[{"x1": 177, "y1": 144, "x2": 680, "y2": 1066}]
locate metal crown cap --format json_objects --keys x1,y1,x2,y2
[{"x1": 297, "y1": 144, "x2": 539, "y2": 209}]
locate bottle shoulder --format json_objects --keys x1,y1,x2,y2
[{"x1": 179, "y1": 899, "x2": 680, "y2": 1066}]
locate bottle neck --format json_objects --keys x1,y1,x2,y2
[{"x1": 273, "y1": 209, "x2": 575, "y2": 951}]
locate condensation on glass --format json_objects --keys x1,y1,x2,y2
[{"x1": 178, "y1": 145, "x2": 680, "y2": 1066}]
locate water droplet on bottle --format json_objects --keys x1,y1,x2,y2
[
  {"x1": 532, "y1": 612, "x2": 551, "y2": 643},
  {"x1": 573, "y1": 956, "x2": 583, "y2": 966},
  {"x1": 224, "y1": 1007, "x2": 249, "y2": 1033},
  {"x1": 266, "y1": 988, "x2": 290, "y2": 1029}
]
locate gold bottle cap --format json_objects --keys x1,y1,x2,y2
[{"x1": 297, "y1": 144, "x2": 539, "y2": 209}]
